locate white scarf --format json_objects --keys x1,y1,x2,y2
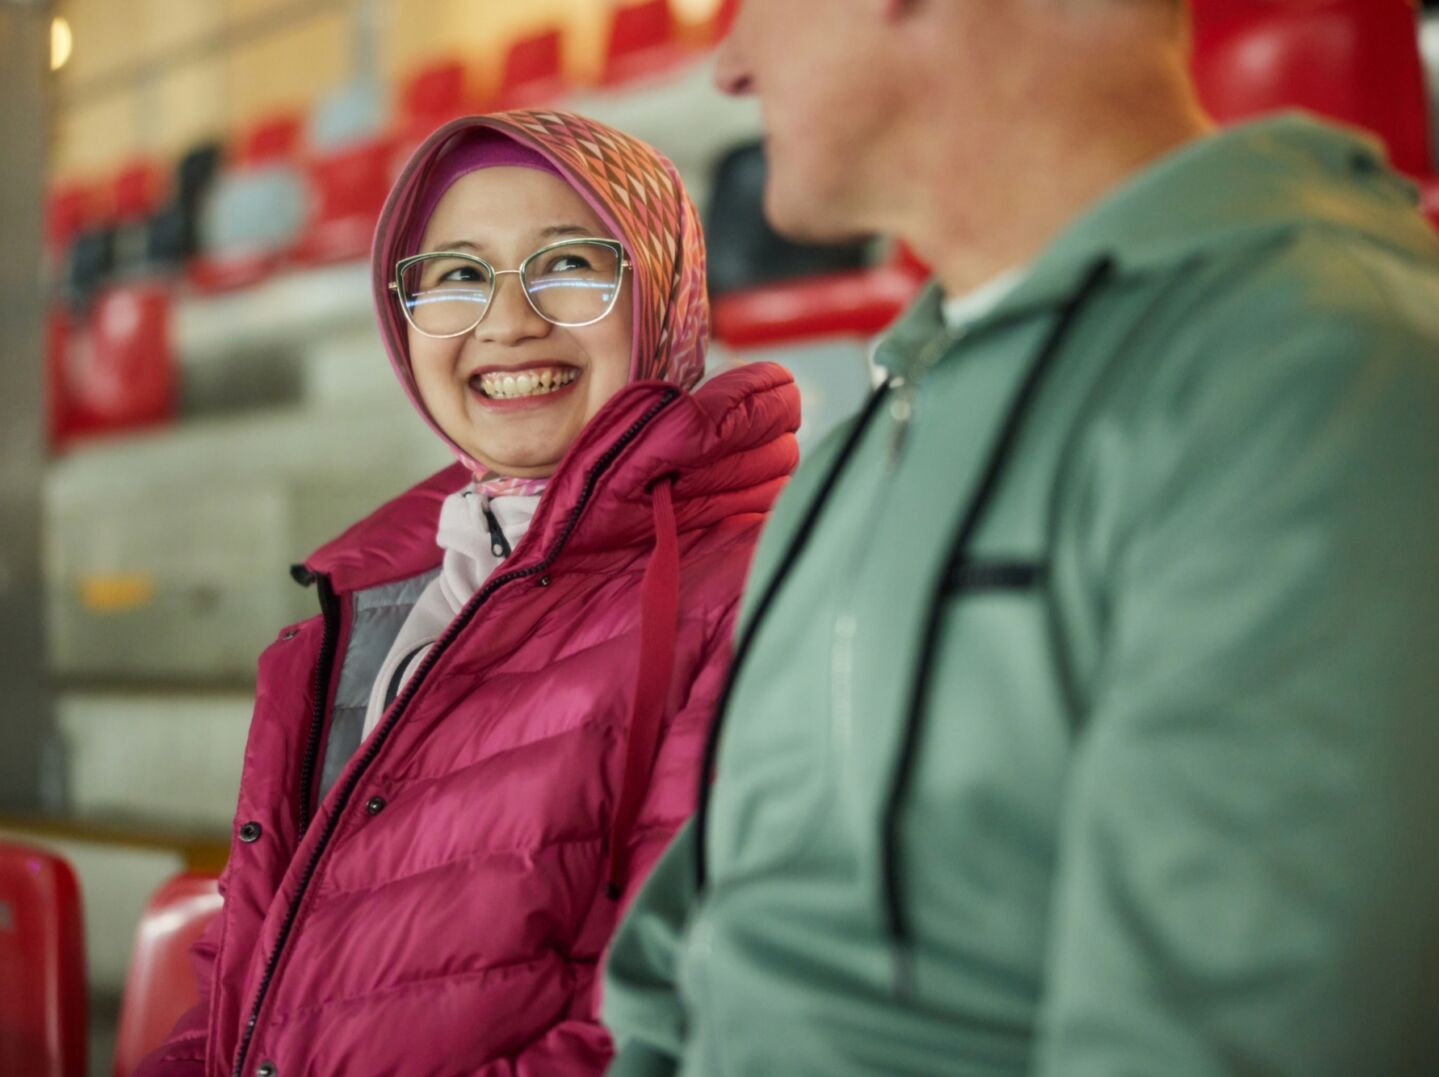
[{"x1": 361, "y1": 485, "x2": 539, "y2": 739}]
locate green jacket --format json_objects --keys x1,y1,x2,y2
[{"x1": 603, "y1": 115, "x2": 1439, "y2": 1076}]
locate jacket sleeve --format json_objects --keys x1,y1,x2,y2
[
  {"x1": 130, "y1": 873, "x2": 227, "y2": 1077},
  {"x1": 596, "y1": 600, "x2": 744, "y2": 1076},
  {"x1": 600, "y1": 821, "x2": 697, "y2": 1077},
  {"x1": 1033, "y1": 284, "x2": 1439, "y2": 1074}
]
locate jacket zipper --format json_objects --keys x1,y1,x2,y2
[
  {"x1": 296, "y1": 575, "x2": 341, "y2": 838},
  {"x1": 231, "y1": 388, "x2": 679, "y2": 1077},
  {"x1": 887, "y1": 327, "x2": 965, "y2": 466},
  {"x1": 878, "y1": 257, "x2": 1116, "y2": 993}
]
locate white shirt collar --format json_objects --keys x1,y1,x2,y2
[{"x1": 941, "y1": 267, "x2": 1029, "y2": 331}]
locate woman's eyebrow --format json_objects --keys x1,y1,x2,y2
[
  {"x1": 428, "y1": 239, "x2": 481, "y2": 253},
  {"x1": 426, "y1": 226, "x2": 594, "y2": 254},
  {"x1": 539, "y1": 224, "x2": 595, "y2": 239}
]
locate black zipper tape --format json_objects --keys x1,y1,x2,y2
[{"x1": 297, "y1": 575, "x2": 341, "y2": 838}]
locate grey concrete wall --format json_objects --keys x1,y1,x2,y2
[{"x1": 0, "y1": 0, "x2": 58, "y2": 812}]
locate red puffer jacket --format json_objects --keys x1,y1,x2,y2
[{"x1": 137, "y1": 364, "x2": 800, "y2": 1077}]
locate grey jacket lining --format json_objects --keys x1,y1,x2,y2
[{"x1": 317, "y1": 569, "x2": 440, "y2": 801}]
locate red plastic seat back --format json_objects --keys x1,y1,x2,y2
[
  {"x1": 401, "y1": 59, "x2": 472, "y2": 130},
  {"x1": 601, "y1": 0, "x2": 688, "y2": 85},
  {"x1": 391, "y1": 58, "x2": 487, "y2": 181},
  {"x1": 238, "y1": 114, "x2": 304, "y2": 167},
  {"x1": 0, "y1": 842, "x2": 86, "y2": 1077},
  {"x1": 298, "y1": 136, "x2": 397, "y2": 265},
  {"x1": 88, "y1": 284, "x2": 175, "y2": 432},
  {"x1": 113, "y1": 873, "x2": 221, "y2": 1077},
  {"x1": 45, "y1": 184, "x2": 97, "y2": 263},
  {"x1": 112, "y1": 160, "x2": 163, "y2": 224},
  {"x1": 1191, "y1": 0, "x2": 1433, "y2": 176},
  {"x1": 495, "y1": 29, "x2": 568, "y2": 110}
]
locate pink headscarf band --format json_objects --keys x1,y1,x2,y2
[{"x1": 402, "y1": 130, "x2": 565, "y2": 259}]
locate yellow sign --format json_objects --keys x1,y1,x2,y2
[{"x1": 79, "y1": 573, "x2": 156, "y2": 613}]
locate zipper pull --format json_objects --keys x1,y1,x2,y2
[
  {"x1": 482, "y1": 501, "x2": 512, "y2": 559},
  {"x1": 887, "y1": 328, "x2": 964, "y2": 469},
  {"x1": 887, "y1": 376, "x2": 915, "y2": 468}
]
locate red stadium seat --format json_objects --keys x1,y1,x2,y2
[
  {"x1": 112, "y1": 160, "x2": 164, "y2": 224},
  {"x1": 494, "y1": 29, "x2": 569, "y2": 111},
  {"x1": 238, "y1": 113, "x2": 304, "y2": 167},
  {"x1": 45, "y1": 184, "x2": 98, "y2": 263},
  {"x1": 1191, "y1": 0, "x2": 1433, "y2": 177},
  {"x1": 402, "y1": 59, "x2": 473, "y2": 129},
  {"x1": 113, "y1": 874, "x2": 221, "y2": 1077},
  {"x1": 0, "y1": 841, "x2": 87, "y2": 1077},
  {"x1": 601, "y1": 0, "x2": 691, "y2": 86},
  {"x1": 296, "y1": 135, "x2": 397, "y2": 265},
  {"x1": 390, "y1": 59, "x2": 488, "y2": 180},
  {"x1": 51, "y1": 283, "x2": 176, "y2": 445},
  {"x1": 713, "y1": 255, "x2": 927, "y2": 349}
]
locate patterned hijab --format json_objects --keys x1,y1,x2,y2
[{"x1": 371, "y1": 109, "x2": 711, "y2": 491}]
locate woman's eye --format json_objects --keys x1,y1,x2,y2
[
  {"x1": 438, "y1": 265, "x2": 484, "y2": 284},
  {"x1": 547, "y1": 255, "x2": 591, "y2": 274}
]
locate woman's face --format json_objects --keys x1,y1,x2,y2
[{"x1": 408, "y1": 167, "x2": 634, "y2": 478}]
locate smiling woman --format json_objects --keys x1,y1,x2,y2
[
  {"x1": 402, "y1": 163, "x2": 635, "y2": 477},
  {"x1": 134, "y1": 109, "x2": 801, "y2": 1077}
]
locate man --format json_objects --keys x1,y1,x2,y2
[{"x1": 605, "y1": 1, "x2": 1439, "y2": 1074}]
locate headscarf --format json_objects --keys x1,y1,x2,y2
[{"x1": 371, "y1": 109, "x2": 712, "y2": 492}]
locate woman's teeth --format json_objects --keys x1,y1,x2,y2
[{"x1": 475, "y1": 367, "x2": 578, "y2": 400}]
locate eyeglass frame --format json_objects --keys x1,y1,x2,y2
[{"x1": 389, "y1": 237, "x2": 633, "y2": 338}]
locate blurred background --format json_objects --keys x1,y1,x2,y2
[
  {"x1": 2, "y1": 2, "x2": 917, "y2": 1070},
  {"x1": 1, "y1": 1, "x2": 1438, "y2": 1074}
]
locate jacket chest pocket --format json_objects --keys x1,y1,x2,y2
[
  {"x1": 946, "y1": 558, "x2": 1048, "y2": 595},
  {"x1": 911, "y1": 554, "x2": 1074, "y2": 843},
  {"x1": 936, "y1": 551, "x2": 1088, "y2": 746}
]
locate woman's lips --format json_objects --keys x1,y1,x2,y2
[{"x1": 468, "y1": 364, "x2": 581, "y2": 411}]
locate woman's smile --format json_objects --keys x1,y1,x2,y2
[{"x1": 470, "y1": 362, "x2": 581, "y2": 404}]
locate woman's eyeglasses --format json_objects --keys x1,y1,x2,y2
[{"x1": 391, "y1": 237, "x2": 631, "y2": 338}]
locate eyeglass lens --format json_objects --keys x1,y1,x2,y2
[{"x1": 400, "y1": 241, "x2": 622, "y2": 334}]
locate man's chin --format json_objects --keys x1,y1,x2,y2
[{"x1": 763, "y1": 183, "x2": 870, "y2": 247}]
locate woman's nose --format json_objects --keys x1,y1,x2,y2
[{"x1": 474, "y1": 273, "x2": 551, "y2": 344}]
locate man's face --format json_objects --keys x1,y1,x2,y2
[
  {"x1": 714, "y1": 0, "x2": 914, "y2": 243},
  {"x1": 715, "y1": 0, "x2": 1037, "y2": 245}
]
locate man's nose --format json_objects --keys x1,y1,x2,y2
[
  {"x1": 474, "y1": 273, "x2": 550, "y2": 344},
  {"x1": 713, "y1": 27, "x2": 753, "y2": 97}
]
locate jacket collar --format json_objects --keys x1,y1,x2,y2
[{"x1": 302, "y1": 362, "x2": 800, "y2": 593}]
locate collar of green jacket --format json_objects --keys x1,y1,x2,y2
[{"x1": 876, "y1": 112, "x2": 1437, "y2": 377}]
